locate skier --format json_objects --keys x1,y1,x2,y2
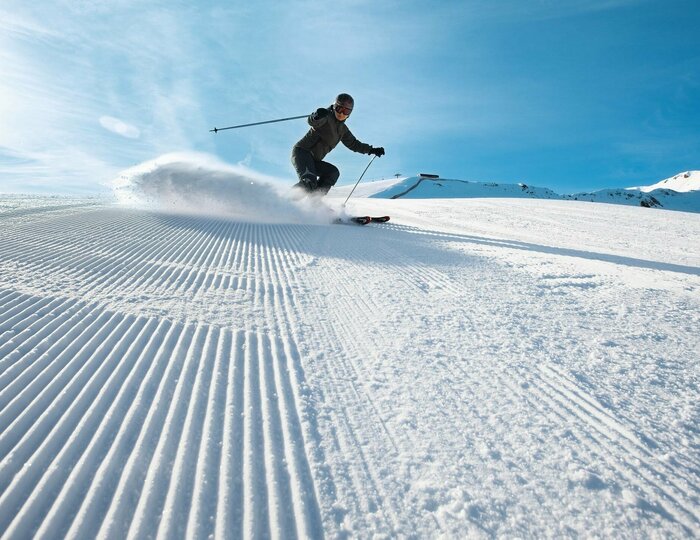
[{"x1": 291, "y1": 93, "x2": 385, "y2": 196}]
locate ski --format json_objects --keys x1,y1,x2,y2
[
  {"x1": 334, "y1": 215, "x2": 391, "y2": 226},
  {"x1": 349, "y1": 216, "x2": 372, "y2": 225}
]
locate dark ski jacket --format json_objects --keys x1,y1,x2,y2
[{"x1": 294, "y1": 106, "x2": 373, "y2": 161}]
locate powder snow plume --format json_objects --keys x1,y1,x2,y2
[{"x1": 112, "y1": 152, "x2": 332, "y2": 224}]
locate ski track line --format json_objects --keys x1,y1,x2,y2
[
  {"x1": 0, "y1": 308, "x2": 132, "y2": 470},
  {"x1": 430, "y1": 259, "x2": 700, "y2": 536},
  {"x1": 239, "y1": 227, "x2": 282, "y2": 538},
  {"x1": 490, "y1": 355, "x2": 698, "y2": 535},
  {"x1": 149, "y1": 325, "x2": 219, "y2": 540},
  {"x1": 258, "y1": 224, "x2": 327, "y2": 538},
  {"x1": 187, "y1": 326, "x2": 230, "y2": 540},
  {"x1": 0, "y1": 211, "x2": 151, "y2": 283},
  {"x1": 0, "y1": 297, "x2": 83, "y2": 385},
  {"x1": 429, "y1": 254, "x2": 700, "y2": 535},
  {"x1": 81, "y1": 213, "x2": 209, "y2": 297},
  {"x1": 0, "y1": 315, "x2": 152, "y2": 538},
  {"x1": 125, "y1": 323, "x2": 208, "y2": 539},
  {"x1": 176, "y1": 219, "x2": 231, "y2": 297},
  {"x1": 0, "y1": 211, "x2": 328, "y2": 538},
  {"x1": 284, "y1": 228, "x2": 414, "y2": 533},
  {"x1": 319, "y1": 227, "x2": 457, "y2": 440},
  {"x1": 247, "y1": 225, "x2": 296, "y2": 531},
  {"x1": 0, "y1": 298, "x2": 109, "y2": 420},
  {"x1": 526, "y1": 363, "x2": 700, "y2": 533},
  {"x1": 256, "y1": 225, "x2": 338, "y2": 524},
  {"x1": 0, "y1": 291, "x2": 22, "y2": 323},
  {"x1": 9, "y1": 207, "x2": 695, "y2": 535},
  {"x1": 215, "y1": 221, "x2": 357, "y2": 535},
  {"x1": 0, "y1": 294, "x2": 59, "y2": 355},
  {"x1": 89, "y1": 321, "x2": 194, "y2": 538},
  {"x1": 318, "y1": 225, "x2": 483, "y2": 532},
  {"x1": 540, "y1": 363, "x2": 700, "y2": 492},
  {"x1": 0, "y1": 310, "x2": 134, "y2": 529},
  {"x1": 32, "y1": 318, "x2": 174, "y2": 538},
  {"x1": 67, "y1": 213, "x2": 193, "y2": 295},
  {"x1": 179, "y1": 220, "x2": 233, "y2": 298},
  {"x1": 101, "y1": 216, "x2": 210, "y2": 298},
  {"x1": 135, "y1": 218, "x2": 225, "y2": 302},
  {"x1": 173, "y1": 218, "x2": 240, "y2": 300},
  {"x1": 2, "y1": 210, "x2": 206, "y2": 302},
  {"x1": 0, "y1": 202, "x2": 102, "y2": 225},
  {"x1": 334, "y1": 224, "x2": 448, "y2": 307},
  {"x1": 0, "y1": 306, "x2": 120, "y2": 453},
  {"x1": 184, "y1": 219, "x2": 245, "y2": 298},
  {"x1": 0, "y1": 290, "x2": 38, "y2": 331},
  {"x1": 266, "y1": 277, "x2": 393, "y2": 533},
  {"x1": 124, "y1": 220, "x2": 322, "y2": 538},
  {"x1": 450, "y1": 348, "x2": 684, "y2": 536},
  {"x1": 321, "y1": 273, "x2": 401, "y2": 454},
  {"x1": 366, "y1": 226, "x2": 464, "y2": 297},
  {"x1": 3, "y1": 217, "x2": 119, "y2": 294},
  {"x1": 215, "y1": 329, "x2": 246, "y2": 540}
]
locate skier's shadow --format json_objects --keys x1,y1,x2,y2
[
  {"x1": 154, "y1": 213, "x2": 476, "y2": 268},
  {"x1": 383, "y1": 223, "x2": 700, "y2": 277},
  {"x1": 153, "y1": 214, "x2": 700, "y2": 276}
]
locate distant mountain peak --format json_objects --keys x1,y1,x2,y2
[{"x1": 632, "y1": 170, "x2": 700, "y2": 193}]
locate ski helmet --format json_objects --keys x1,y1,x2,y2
[{"x1": 334, "y1": 93, "x2": 354, "y2": 112}]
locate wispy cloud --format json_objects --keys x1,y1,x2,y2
[
  {"x1": 0, "y1": 1, "x2": 212, "y2": 192},
  {"x1": 99, "y1": 116, "x2": 140, "y2": 139}
]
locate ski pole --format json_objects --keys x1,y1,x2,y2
[
  {"x1": 210, "y1": 114, "x2": 307, "y2": 133},
  {"x1": 343, "y1": 155, "x2": 377, "y2": 207}
]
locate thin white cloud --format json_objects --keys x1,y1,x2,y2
[
  {"x1": 99, "y1": 116, "x2": 140, "y2": 139},
  {"x1": 0, "y1": 2, "x2": 213, "y2": 193},
  {"x1": 455, "y1": 0, "x2": 652, "y2": 21},
  {"x1": 0, "y1": 9, "x2": 61, "y2": 39}
]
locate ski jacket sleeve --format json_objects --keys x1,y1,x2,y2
[{"x1": 341, "y1": 126, "x2": 373, "y2": 155}]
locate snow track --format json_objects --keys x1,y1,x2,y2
[
  {"x1": 0, "y1": 200, "x2": 699, "y2": 537},
  {"x1": 0, "y1": 208, "x2": 324, "y2": 538}
]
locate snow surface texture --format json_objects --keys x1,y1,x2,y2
[
  {"x1": 0, "y1": 163, "x2": 699, "y2": 537},
  {"x1": 350, "y1": 170, "x2": 700, "y2": 213}
]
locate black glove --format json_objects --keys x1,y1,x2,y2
[
  {"x1": 313, "y1": 107, "x2": 329, "y2": 119},
  {"x1": 370, "y1": 146, "x2": 385, "y2": 157}
]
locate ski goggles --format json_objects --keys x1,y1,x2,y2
[{"x1": 334, "y1": 104, "x2": 352, "y2": 115}]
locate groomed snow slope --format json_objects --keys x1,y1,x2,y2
[{"x1": 1, "y1": 192, "x2": 699, "y2": 538}]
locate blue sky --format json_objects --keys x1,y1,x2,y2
[{"x1": 1, "y1": 0, "x2": 698, "y2": 194}]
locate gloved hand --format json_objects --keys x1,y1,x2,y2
[
  {"x1": 313, "y1": 107, "x2": 329, "y2": 119},
  {"x1": 370, "y1": 146, "x2": 385, "y2": 157}
]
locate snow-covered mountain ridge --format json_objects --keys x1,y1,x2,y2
[
  {"x1": 632, "y1": 170, "x2": 700, "y2": 192},
  {"x1": 340, "y1": 170, "x2": 700, "y2": 213}
]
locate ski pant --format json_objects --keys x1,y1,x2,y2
[{"x1": 291, "y1": 146, "x2": 339, "y2": 195}]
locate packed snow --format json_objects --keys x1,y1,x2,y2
[{"x1": 0, "y1": 156, "x2": 699, "y2": 538}]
